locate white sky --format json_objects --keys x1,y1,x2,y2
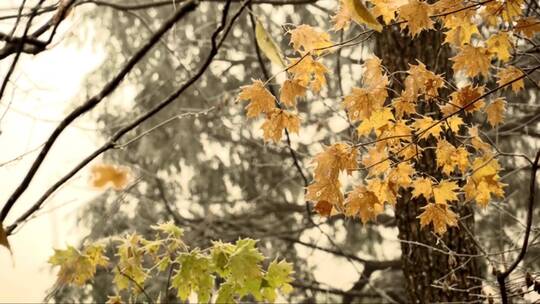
[{"x1": 0, "y1": 3, "x2": 105, "y2": 300}]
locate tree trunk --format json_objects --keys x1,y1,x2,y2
[{"x1": 375, "y1": 28, "x2": 483, "y2": 303}]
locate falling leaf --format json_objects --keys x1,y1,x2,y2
[
  {"x1": 280, "y1": 79, "x2": 307, "y2": 107},
  {"x1": 451, "y1": 45, "x2": 491, "y2": 78},
  {"x1": 398, "y1": 0, "x2": 434, "y2": 37},
  {"x1": 90, "y1": 164, "x2": 130, "y2": 190},
  {"x1": 238, "y1": 80, "x2": 276, "y2": 118},
  {"x1": 255, "y1": 19, "x2": 286, "y2": 68},
  {"x1": 486, "y1": 97, "x2": 506, "y2": 127},
  {"x1": 496, "y1": 66, "x2": 525, "y2": 93},
  {"x1": 418, "y1": 203, "x2": 458, "y2": 235}
]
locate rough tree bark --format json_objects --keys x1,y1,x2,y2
[{"x1": 375, "y1": 28, "x2": 483, "y2": 302}]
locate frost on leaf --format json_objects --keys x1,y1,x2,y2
[
  {"x1": 90, "y1": 164, "x2": 130, "y2": 190},
  {"x1": 418, "y1": 203, "x2": 458, "y2": 235},
  {"x1": 49, "y1": 244, "x2": 108, "y2": 286},
  {"x1": 238, "y1": 80, "x2": 276, "y2": 118}
]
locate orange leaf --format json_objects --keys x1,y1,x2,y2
[{"x1": 90, "y1": 164, "x2": 130, "y2": 190}]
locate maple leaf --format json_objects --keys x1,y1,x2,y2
[
  {"x1": 451, "y1": 45, "x2": 491, "y2": 78},
  {"x1": 306, "y1": 180, "x2": 344, "y2": 208},
  {"x1": 342, "y1": 87, "x2": 384, "y2": 122},
  {"x1": 496, "y1": 66, "x2": 525, "y2": 93},
  {"x1": 398, "y1": 0, "x2": 434, "y2": 37},
  {"x1": 288, "y1": 55, "x2": 328, "y2": 93},
  {"x1": 486, "y1": 97, "x2": 506, "y2": 127},
  {"x1": 418, "y1": 203, "x2": 458, "y2": 235},
  {"x1": 314, "y1": 200, "x2": 334, "y2": 216},
  {"x1": 468, "y1": 126, "x2": 492, "y2": 153},
  {"x1": 367, "y1": 178, "x2": 397, "y2": 205},
  {"x1": 49, "y1": 244, "x2": 109, "y2": 286},
  {"x1": 334, "y1": 0, "x2": 383, "y2": 31},
  {"x1": 436, "y1": 139, "x2": 469, "y2": 175},
  {"x1": 371, "y1": 0, "x2": 406, "y2": 23},
  {"x1": 345, "y1": 185, "x2": 385, "y2": 223},
  {"x1": 280, "y1": 79, "x2": 306, "y2": 107},
  {"x1": 433, "y1": 180, "x2": 458, "y2": 205},
  {"x1": 443, "y1": 21, "x2": 478, "y2": 47},
  {"x1": 238, "y1": 80, "x2": 276, "y2": 118},
  {"x1": 392, "y1": 94, "x2": 417, "y2": 119},
  {"x1": 90, "y1": 164, "x2": 130, "y2": 190},
  {"x1": 515, "y1": 17, "x2": 540, "y2": 38},
  {"x1": 388, "y1": 162, "x2": 414, "y2": 190},
  {"x1": 357, "y1": 108, "x2": 394, "y2": 136},
  {"x1": 363, "y1": 57, "x2": 389, "y2": 90},
  {"x1": 486, "y1": 32, "x2": 513, "y2": 62},
  {"x1": 261, "y1": 109, "x2": 300, "y2": 143},
  {"x1": 289, "y1": 25, "x2": 333, "y2": 54},
  {"x1": 446, "y1": 116, "x2": 464, "y2": 133},
  {"x1": 413, "y1": 116, "x2": 443, "y2": 140},
  {"x1": 404, "y1": 61, "x2": 445, "y2": 100},
  {"x1": 441, "y1": 84, "x2": 485, "y2": 116},
  {"x1": 412, "y1": 177, "x2": 432, "y2": 200},
  {"x1": 312, "y1": 142, "x2": 358, "y2": 180},
  {"x1": 361, "y1": 146, "x2": 391, "y2": 177}
]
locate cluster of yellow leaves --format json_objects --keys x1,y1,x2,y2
[
  {"x1": 90, "y1": 164, "x2": 130, "y2": 190},
  {"x1": 49, "y1": 244, "x2": 108, "y2": 286},
  {"x1": 236, "y1": 0, "x2": 540, "y2": 234}
]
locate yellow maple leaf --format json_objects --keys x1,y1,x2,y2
[
  {"x1": 404, "y1": 61, "x2": 445, "y2": 100},
  {"x1": 443, "y1": 21, "x2": 479, "y2": 47},
  {"x1": 413, "y1": 116, "x2": 443, "y2": 140},
  {"x1": 280, "y1": 79, "x2": 307, "y2": 107},
  {"x1": 49, "y1": 244, "x2": 109, "y2": 286},
  {"x1": 486, "y1": 97, "x2": 506, "y2": 127},
  {"x1": 446, "y1": 116, "x2": 464, "y2": 133},
  {"x1": 433, "y1": 180, "x2": 458, "y2": 205},
  {"x1": 486, "y1": 32, "x2": 513, "y2": 62},
  {"x1": 261, "y1": 109, "x2": 300, "y2": 143},
  {"x1": 411, "y1": 177, "x2": 432, "y2": 200},
  {"x1": 90, "y1": 164, "x2": 130, "y2": 190},
  {"x1": 496, "y1": 66, "x2": 525, "y2": 93},
  {"x1": 345, "y1": 0, "x2": 383, "y2": 31},
  {"x1": 357, "y1": 108, "x2": 394, "y2": 136},
  {"x1": 418, "y1": 203, "x2": 458, "y2": 235},
  {"x1": 515, "y1": 17, "x2": 540, "y2": 38},
  {"x1": 371, "y1": 0, "x2": 407, "y2": 23},
  {"x1": 388, "y1": 162, "x2": 415, "y2": 190},
  {"x1": 367, "y1": 178, "x2": 397, "y2": 205},
  {"x1": 312, "y1": 143, "x2": 358, "y2": 180},
  {"x1": 468, "y1": 126, "x2": 492, "y2": 153},
  {"x1": 344, "y1": 186, "x2": 384, "y2": 223},
  {"x1": 361, "y1": 146, "x2": 391, "y2": 177},
  {"x1": 451, "y1": 45, "x2": 491, "y2": 78},
  {"x1": 441, "y1": 84, "x2": 485, "y2": 116},
  {"x1": 332, "y1": 0, "x2": 353, "y2": 31},
  {"x1": 237, "y1": 80, "x2": 276, "y2": 118},
  {"x1": 398, "y1": 0, "x2": 434, "y2": 37},
  {"x1": 306, "y1": 179, "x2": 344, "y2": 207},
  {"x1": 436, "y1": 139, "x2": 469, "y2": 175},
  {"x1": 288, "y1": 55, "x2": 328, "y2": 93},
  {"x1": 342, "y1": 87, "x2": 385, "y2": 122},
  {"x1": 289, "y1": 25, "x2": 333, "y2": 54}
]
